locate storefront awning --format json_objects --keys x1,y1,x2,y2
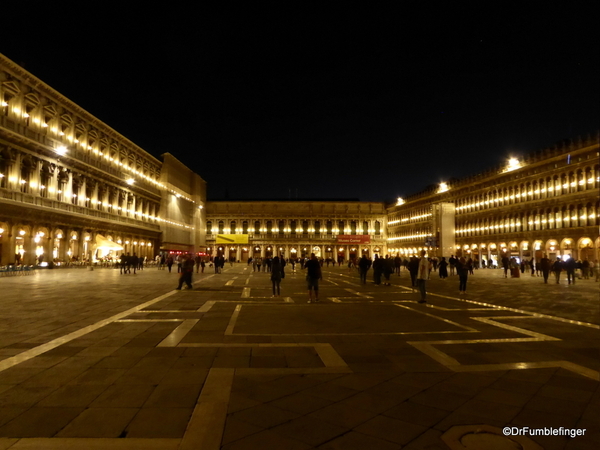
[{"x1": 95, "y1": 234, "x2": 124, "y2": 251}]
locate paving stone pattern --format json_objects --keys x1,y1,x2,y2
[{"x1": 0, "y1": 263, "x2": 597, "y2": 449}]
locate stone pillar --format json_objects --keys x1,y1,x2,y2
[
  {"x1": 43, "y1": 233, "x2": 53, "y2": 262},
  {"x1": 25, "y1": 234, "x2": 36, "y2": 265},
  {"x1": 0, "y1": 224, "x2": 12, "y2": 266}
]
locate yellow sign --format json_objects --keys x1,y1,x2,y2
[{"x1": 216, "y1": 234, "x2": 249, "y2": 244}]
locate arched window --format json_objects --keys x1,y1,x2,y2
[
  {"x1": 218, "y1": 221, "x2": 224, "y2": 234},
  {"x1": 375, "y1": 221, "x2": 381, "y2": 235},
  {"x1": 242, "y1": 221, "x2": 248, "y2": 234},
  {"x1": 206, "y1": 221, "x2": 212, "y2": 234},
  {"x1": 254, "y1": 221, "x2": 260, "y2": 235}
]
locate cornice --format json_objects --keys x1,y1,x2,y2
[{"x1": 0, "y1": 53, "x2": 162, "y2": 167}]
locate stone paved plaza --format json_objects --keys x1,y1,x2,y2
[{"x1": 0, "y1": 263, "x2": 598, "y2": 449}]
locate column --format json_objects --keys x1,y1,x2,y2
[
  {"x1": 25, "y1": 234, "x2": 36, "y2": 265},
  {"x1": 43, "y1": 232, "x2": 53, "y2": 262},
  {"x1": 0, "y1": 223, "x2": 12, "y2": 266}
]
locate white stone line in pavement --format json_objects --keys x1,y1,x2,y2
[
  {"x1": 396, "y1": 285, "x2": 600, "y2": 329},
  {"x1": 193, "y1": 274, "x2": 215, "y2": 285},
  {"x1": 116, "y1": 319, "x2": 183, "y2": 322},
  {"x1": 470, "y1": 316, "x2": 561, "y2": 341},
  {"x1": 134, "y1": 310, "x2": 195, "y2": 313},
  {"x1": 283, "y1": 297, "x2": 294, "y2": 303},
  {"x1": 225, "y1": 304, "x2": 242, "y2": 335},
  {"x1": 180, "y1": 368, "x2": 234, "y2": 450},
  {"x1": 197, "y1": 301, "x2": 216, "y2": 312},
  {"x1": 330, "y1": 298, "x2": 342, "y2": 303},
  {"x1": 225, "y1": 280, "x2": 234, "y2": 286},
  {"x1": 344, "y1": 288, "x2": 373, "y2": 298},
  {"x1": 241, "y1": 287, "x2": 250, "y2": 298},
  {"x1": 314, "y1": 343, "x2": 350, "y2": 368},
  {"x1": 409, "y1": 339, "x2": 600, "y2": 381},
  {"x1": 157, "y1": 319, "x2": 200, "y2": 347},
  {"x1": 0, "y1": 290, "x2": 177, "y2": 373},
  {"x1": 395, "y1": 304, "x2": 479, "y2": 332}
]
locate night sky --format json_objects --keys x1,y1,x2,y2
[{"x1": 2, "y1": 4, "x2": 598, "y2": 203}]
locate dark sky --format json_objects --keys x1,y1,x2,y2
[{"x1": 2, "y1": 4, "x2": 598, "y2": 203}]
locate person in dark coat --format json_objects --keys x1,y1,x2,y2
[
  {"x1": 552, "y1": 257, "x2": 563, "y2": 284},
  {"x1": 457, "y1": 256, "x2": 468, "y2": 294},
  {"x1": 271, "y1": 256, "x2": 283, "y2": 297},
  {"x1": 372, "y1": 254, "x2": 383, "y2": 286},
  {"x1": 130, "y1": 253, "x2": 139, "y2": 274},
  {"x1": 408, "y1": 256, "x2": 419, "y2": 290},
  {"x1": 540, "y1": 254, "x2": 551, "y2": 283},
  {"x1": 565, "y1": 257, "x2": 576, "y2": 285},
  {"x1": 358, "y1": 255, "x2": 371, "y2": 285},
  {"x1": 438, "y1": 257, "x2": 448, "y2": 279},
  {"x1": 176, "y1": 254, "x2": 194, "y2": 290}
]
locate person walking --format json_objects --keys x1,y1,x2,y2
[
  {"x1": 130, "y1": 253, "x2": 139, "y2": 274},
  {"x1": 552, "y1": 257, "x2": 563, "y2": 284},
  {"x1": 417, "y1": 250, "x2": 428, "y2": 303},
  {"x1": 449, "y1": 255, "x2": 457, "y2": 276},
  {"x1": 457, "y1": 257, "x2": 468, "y2": 294},
  {"x1": 358, "y1": 254, "x2": 371, "y2": 285},
  {"x1": 271, "y1": 256, "x2": 283, "y2": 297},
  {"x1": 539, "y1": 254, "x2": 551, "y2": 283},
  {"x1": 394, "y1": 255, "x2": 402, "y2": 276},
  {"x1": 438, "y1": 257, "x2": 448, "y2": 279},
  {"x1": 304, "y1": 253, "x2": 322, "y2": 303},
  {"x1": 166, "y1": 255, "x2": 174, "y2": 273},
  {"x1": 194, "y1": 254, "x2": 202, "y2": 273},
  {"x1": 408, "y1": 256, "x2": 419, "y2": 291},
  {"x1": 176, "y1": 254, "x2": 194, "y2": 290},
  {"x1": 565, "y1": 257, "x2": 576, "y2": 285},
  {"x1": 119, "y1": 253, "x2": 127, "y2": 274},
  {"x1": 502, "y1": 255, "x2": 510, "y2": 278},
  {"x1": 372, "y1": 254, "x2": 383, "y2": 286},
  {"x1": 382, "y1": 255, "x2": 394, "y2": 286}
]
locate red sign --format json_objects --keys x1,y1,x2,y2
[{"x1": 336, "y1": 235, "x2": 371, "y2": 244}]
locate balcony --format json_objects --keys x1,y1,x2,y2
[{"x1": 0, "y1": 188, "x2": 161, "y2": 231}]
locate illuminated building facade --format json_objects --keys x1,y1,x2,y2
[
  {"x1": 205, "y1": 200, "x2": 387, "y2": 262},
  {"x1": 0, "y1": 54, "x2": 206, "y2": 265},
  {"x1": 387, "y1": 136, "x2": 600, "y2": 264},
  {"x1": 1, "y1": 53, "x2": 597, "y2": 268}
]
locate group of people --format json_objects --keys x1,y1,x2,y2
[
  {"x1": 247, "y1": 254, "x2": 322, "y2": 302},
  {"x1": 119, "y1": 253, "x2": 144, "y2": 274},
  {"x1": 500, "y1": 255, "x2": 598, "y2": 284}
]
